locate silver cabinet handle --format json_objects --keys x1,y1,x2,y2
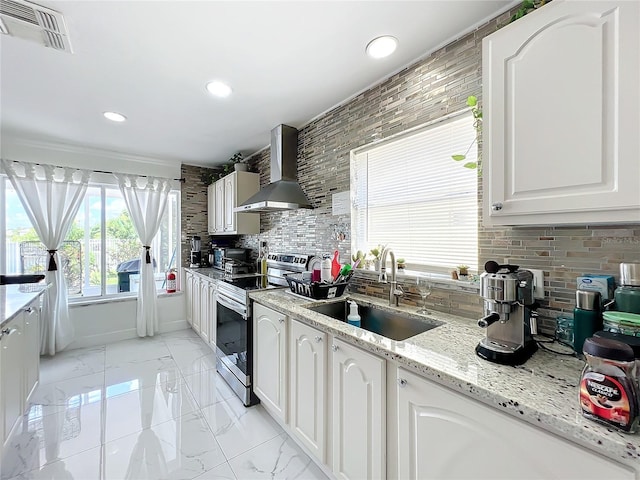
[
  {"x1": 278, "y1": 318, "x2": 285, "y2": 323},
  {"x1": 398, "y1": 378, "x2": 407, "y2": 388},
  {"x1": 492, "y1": 202, "x2": 503, "y2": 211},
  {"x1": 314, "y1": 336, "x2": 322, "y2": 343},
  {"x1": 331, "y1": 344, "x2": 338, "y2": 352}
]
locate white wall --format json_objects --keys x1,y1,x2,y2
[{"x1": 67, "y1": 293, "x2": 187, "y2": 349}]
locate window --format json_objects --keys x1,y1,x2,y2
[
  {"x1": 1, "y1": 177, "x2": 180, "y2": 298},
  {"x1": 351, "y1": 113, "x2": 478, "y2": 273}
]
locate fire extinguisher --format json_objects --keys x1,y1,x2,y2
[{"x1": 166, "y1": 269, "x2": 177, "y2": 293}]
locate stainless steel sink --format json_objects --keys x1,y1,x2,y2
[{"x1": 305, "y1": 299, "x2": 441, "y2": 341}]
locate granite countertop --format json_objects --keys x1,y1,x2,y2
[
  {"x1": 0, "y1": 283, "x2": 48, "y2": 327},
  {"x1": 249, "y1": 288, "x2": 640, "y2": 470}
]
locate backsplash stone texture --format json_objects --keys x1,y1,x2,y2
[
  {"x1": 180, "y1": 164, "x2": 217, "y2": 264},
  {"x1": 189, "y1": 6, "x2": 639, "y2": 333}
]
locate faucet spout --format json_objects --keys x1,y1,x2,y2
[{"x1": 378, "y1": 246, "x2": 403, "y2": 306}]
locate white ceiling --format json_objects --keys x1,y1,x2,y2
[{"x1": 0, "y1": 0, "x2": 514, "y2": 167}]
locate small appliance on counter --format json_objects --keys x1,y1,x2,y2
[
  {"x1": 613, "y1": 263, "x2": 640, "y2": 314},
  {"x1": 476, "y1": 261, "x2": 539, "y2": 365},
  {"x1": 211, "y1": 247, "x2": 250, "y2": 271},
  {"x1": 573, "y1": 290, "x2": 602, "y2": 355},
  {"x1": 190, "y1": 235, "x2": 202, "y2": 268}
]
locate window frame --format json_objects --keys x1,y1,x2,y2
[
  {"x1": 350, "y1": 110, "x2": 478, "y2": 275},
  {"x1": 1, "y1": 174, "x2": 181, "y2": 302}
]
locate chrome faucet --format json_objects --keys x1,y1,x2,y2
[{"x1": 378, "y1": 246, "x2": 404, "y2": 306}]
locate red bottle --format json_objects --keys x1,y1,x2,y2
[
  {"x1": 166, "y1": 269, "x2": 177, "y2": 293},
  {"x1": 331, "y1": 251, "x2": 341, "y2": 281}
]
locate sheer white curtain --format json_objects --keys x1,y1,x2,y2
[
  {"x1": 117, "y1": 175, "x2": 171, "y2": 337},
  {"x1": 1, "y1": 160, "x2": 89, "y2": 355}
]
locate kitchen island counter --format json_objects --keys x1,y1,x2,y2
[
  {"x1": 249, "y1": 288, "x2": 640, "y2": 470},
  {"x1": 0, "y1": 284, "x2": 47, "y2": 328}
]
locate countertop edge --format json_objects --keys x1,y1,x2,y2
[{"x1": 1, "y1": 284, "x2": 48, "y2": 328}]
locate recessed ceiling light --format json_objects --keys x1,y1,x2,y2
[
  {"x1": 206, "y1": 80, "x2": 233, "y2": 98},
  {"x1": 103, "y1": 111, "x2": 127, "y2": 122},
  {"x1": 366, "y1": 35, "x2": 398, "y2": 59}
]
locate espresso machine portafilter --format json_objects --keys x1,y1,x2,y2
[{"x1": 475, "y1": 261, "x2": 538, "y2": 365}]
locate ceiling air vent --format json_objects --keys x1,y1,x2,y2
[{"x1": 0, "y1": 0, "x2": 72, "y2": 53}]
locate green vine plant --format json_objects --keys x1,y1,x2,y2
[{"x1": 451, "y1": 95, "x2": 482, "y2": 170}]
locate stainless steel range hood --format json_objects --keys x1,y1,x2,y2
[{"x1": 235, "y1": 125, "x2": 313, "y2": 212}]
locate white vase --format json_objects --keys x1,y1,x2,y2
[{"x1": 234, "y1": 163, "x2": 248, "y2": 172}]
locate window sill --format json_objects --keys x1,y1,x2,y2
[
  {"x1": 352, "y1": 268, "x2": 480, "y2": 293},
  {"x1": 69, "y1": 291, "x2": 183, "y2": 307}
]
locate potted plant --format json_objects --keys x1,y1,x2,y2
[
  {"x1": 352, "y1": 250, "x2": 365, "y2": 268},
  {"x1": 451, "y1": 96, "x2": 482, "y2": 171},
  {"x1": 397, "y1": 258, "x2": 406, "y2": 270},
  {"x1": 369, "y1": 246, "x2": 382, "y2": 270},
  {"x1": 230, "y1": 152, "x2": 248, "y2": 172},
  {"x1": 457, "y1": 265, "x2": 469, "y2": 279}
]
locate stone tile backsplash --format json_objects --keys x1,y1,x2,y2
[{"x1": 183, "y1": 6, "x2": 639, "y2": 332}]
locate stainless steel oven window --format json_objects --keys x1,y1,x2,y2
[{"x1": 216, "y1": 293, "x2": 250, "y2": 383}]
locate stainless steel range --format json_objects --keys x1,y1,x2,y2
[{"x1": 215, "y1": 253, "x2": 314, "y2": 406}]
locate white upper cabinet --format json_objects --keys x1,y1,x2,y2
[
  {"x1": 208, "y1": 171, "x2": 260, "y2": 235},
  {"x1": 483, "y1": 0, "x2": 640, "y2": 225}
]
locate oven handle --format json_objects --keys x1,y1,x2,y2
[{"x1": 217, "y1": 293, "x2": 247, "y2": 318}]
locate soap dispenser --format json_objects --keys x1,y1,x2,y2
[{"x1": 347, "y1": 300, "x2": 361, "y2": 327}]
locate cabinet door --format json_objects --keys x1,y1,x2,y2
[
  {"x1": 253, "y1": 302, "x2": 287, "y2": 422},
  {"x1": 331, "y1": 338, "x2": 385, "y2": 480},
  {"x1": 395, "y1": 367, "x2": 634, "y2": 480},
  {"x1": 214, "y1": 180, "x2": 225, "y2": 233},
  {"x1": 192, "y1": 275, "x2": 201, "y2": 334},
  {"x1": 483, "y1": 0, "x2": 640, "y2": 225},
  {"x1": 223, "y1": 174, "x2": 236, "y2": 232},
  {"x1": 199, "y1": 279, "x2": 210, "y2": 343},
  {"x1": 207, "y1": 282, "x2": 217, "y2": 351},
  {"x1": 1, "y1": 315, "x2": 25, "y2": 445},
  {"x1": 23, "y1": 303, "x2": 40, "y2": 402},
  {"x1": 289, "y1": 319, "x2": 326, "y2": 462},
  {"x1": 185, "y1": 271, "x2": 193, "y2": 326},
  {"x1": 207, "y1": 184, "x2": 216, "y2": 234}
]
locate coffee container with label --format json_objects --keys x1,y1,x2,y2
[
  {"x1": 579, "y1": 337, "x2": 639, "y2": 433},
  {"x1": 573, "y1": 290, "x2": 602, "y2": 355}
]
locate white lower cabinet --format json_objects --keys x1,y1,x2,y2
[
  {"x1": 331, "y1": 338, "x2": 385, "y2": 480},
  {"x1": 23, "y1": 305, "x2": 40, "y2": 402},
  {"x1": 185, "y1": 270, "x2": 194, "y2": 326},
  {"x1": 184, "y1": 269, "x2": 217, "y2": 349},
  {"x1": 253, "y1": 303, "x2": 288, "y2": 422},
  {"x1": 206, "y1": 280, "x2": 216, "y2": 350},
  {"x1": 394, "y1": 367, "x2": 635, "y2": 480},
  {"x1": 1, "y1": 314, "x2": 24, "y2": 447},
  {"x1": 289, "y1": 319, "x2": 327, "y2": 462},
  {"x1": 1, "y1": 296, "x2": 41, "y2": 452}
]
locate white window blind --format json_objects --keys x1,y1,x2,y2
[{"x1": 352, "y1": 113, "x2": 478, "y2": 273}]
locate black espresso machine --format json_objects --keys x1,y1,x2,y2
[{"x1": 476, "y1": 261, "x2": 539, "y2": 365}]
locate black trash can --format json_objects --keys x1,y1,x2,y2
[{"x1": 116, "y1": 258, "x2": 158, "y2": 292}]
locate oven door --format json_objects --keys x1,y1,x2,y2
[{"x1": 215, "y1": 292, "x2": 250, "y2": 386}]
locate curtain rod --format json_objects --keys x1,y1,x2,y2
[{"x1": 2, "y1": 159, "x2": 185, "y2": 183}]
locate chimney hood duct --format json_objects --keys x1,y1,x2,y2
[{"x1": 235, "y1": 124, "x2": 313, "y2": 212}]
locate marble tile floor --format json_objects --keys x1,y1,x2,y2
[{"x1": 1, "y1": 329, "x2": 328, "y2": 480}]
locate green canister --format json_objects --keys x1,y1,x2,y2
[{"x1": 573, "y1": 290, "x2": 602, "y2": 355}]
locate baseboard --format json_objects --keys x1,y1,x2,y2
[{"x1": 67, "y1": 319, "x2": 189, "y2": 349}]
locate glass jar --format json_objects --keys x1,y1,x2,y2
[{"x1": 579, "y1": 337, "x2": 639, "y2": 433}]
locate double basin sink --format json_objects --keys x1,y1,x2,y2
[{"x1": 304, "y1": 299, "x2": 441, "y2": 341}]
